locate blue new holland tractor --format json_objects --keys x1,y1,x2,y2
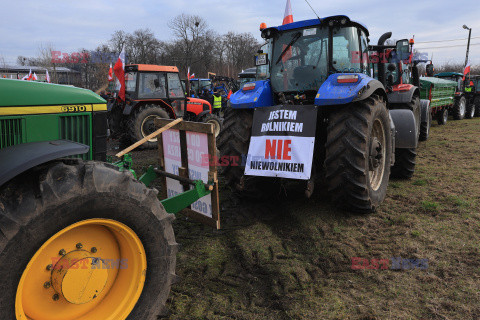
[{"x1": 218, "y1": 16, "x2": 419, "y2": 213}]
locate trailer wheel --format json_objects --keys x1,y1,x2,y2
[
  {"x1": 129, "y1": 104, "x2": 170, "y2": 149},
  {"x1": 390, "y1": 148, "x2": 417, "y2": 179},
  {"x1": 419, "y1": 112, "x2": 432, "y2": 141},
  {"x1": 0, "y1": 160, "x2": 177, "y2": 320},
  {"x1": 217, "y1": 108, "x2": 280, "y2": 199},
  {"x1": 437, "y1": 108, "x2": 448, "y2": 125},
  {"x1": 199, "y1": 113, "x2": 223, "y2": 138},
  {"x1": 453, "y1": 96, "x2": 466, "y2": 120},
  {"x1": 325, "y1": 95, "x2": 392, "y2": 213}
]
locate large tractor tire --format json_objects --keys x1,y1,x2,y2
[
  {"x1": 466, "y1": 102, "x2": 476, "y2": 119},
  {"x1": 199, "y1": 113, "x2": 223, "y2": 138},
  {"x1": 391, "y1": 96, "x2": 419, "y2": 179},
  {"x1": 217, "y1": 108, "x2": 280, "y2": 200},
  {"x1": 390, "y1": 148, "x2": 416, "y2": 179},
  {"x1": 437, "y1": 108, "x2": 448, "y2": 125},
  {"x1": 129, "y1": 104, "x2": 170, "y2": 149},
  {"x1": 474, "y1": 96, "x2": 480, "y2": 117},
  {"x1": 452, "y1": 96, "x2": 466, "y2": 120},
  {"x1": 325, "y1": 95, "x2": 392, "y2": 213},
  {"x1": 0, "y1": 160, "x2": 177, "y2": 320},
  {"x1": 419, "y1": 112, "x2": 432, "y2": 141}
]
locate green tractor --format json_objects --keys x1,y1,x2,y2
[
  {"x1": 435, "y1": 72, "x2": 477, "y2": 119},
  {"x1": 0, "y1": 78, "x2": 212, "y2": 319}
]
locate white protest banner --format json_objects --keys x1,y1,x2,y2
[{"x1": 245, "y1": 105, "x2": 317, "y2": 180}]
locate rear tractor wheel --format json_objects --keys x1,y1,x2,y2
[
  {"x1": 437, "y1": 108, "x2": 448, "y2": 125},
  {"x1": 325, "y1": 95, "x2": 392, "y2": 213},
  {"x1": 453, "y1": 96, "x2": 466, "y2": 120},
  {"x1": 0, "y1": 160, "x2": 177, "y2": 320},
  {"x1": 129, "y1": 104, "x2": 170, "y2": 149},
  {"x1": 200, "y1": 113, "x2": 223, "y2": 138}
]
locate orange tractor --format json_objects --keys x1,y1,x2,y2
[{"x1": 108, "y1": 64, "x2": 222, "y2": 148}]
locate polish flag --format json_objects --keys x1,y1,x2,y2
[
  {"x1": 108, "y1": 63, "x2": 113, "y2": 81},
  {"x1": 283, "y1": 0, "x2": 293, "y2": 25},
  {"x1": 25, "y1": 69, "x2": 32, "y2": 80},
  {"x1": 46, "y1": 69, "x2": 51, "y2": 83},
  {"x1": 32, "y1": 72, "x2": 38, "y2": 81},
  {"x1": 463, "y1": 61, "x2": 471, "y2": 81},
  {"x1": 187, "y1": 67, "x2": 195, "y2": 80},
  {"x1": 113, "y1": 48, "x2": 126, "y2": 100}
]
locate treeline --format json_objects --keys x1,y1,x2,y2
[{"x1": 17, "y1": 14, "x2": 261, "y2": 91}]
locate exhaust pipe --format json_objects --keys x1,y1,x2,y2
[{"x1": 377, "y1": 32, "x2": 392, "y2": 85}]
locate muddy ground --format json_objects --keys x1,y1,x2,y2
[{"x1": 111, "y1": 117, "x2": 480, "y2": 319}]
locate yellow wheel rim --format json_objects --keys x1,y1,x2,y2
[{"x1": 15, "y1": 219, "x2": 147, "y2": 320}]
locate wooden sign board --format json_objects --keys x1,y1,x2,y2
[{"x1": 155, "y1": 118, "x2": 220, "y2": 229}]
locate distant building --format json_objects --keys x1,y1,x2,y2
[{"x1": 0, "y1": 65, "x2": 81, "y2": 86}]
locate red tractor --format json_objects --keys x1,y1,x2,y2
[{"x1": 108, "y1": 64, "x2": 222, "y2": 148}]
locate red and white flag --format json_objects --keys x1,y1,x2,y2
[
  {"x1": 108, "y1": 63, "x2": 113, "y2": 81},
  {"x1": 283, "y1": 0, "x2": 293, "y2": 25},
  {"x1": 187, "y1": 67, "x2": 195, "y2": 80},
  {"x1": 32, "y1": 72, "x2": 38, "y2": 81},
  {"x1": 24, "y1": 69, "x2": 32, "y2": 81},
  {"x1": 113, "y1": 48, "x2": 126, "y2": 100},
  {"x1": 46, "y1": 69, "x2": 51, "y2": 83},
  {"x1": 463, "y1": 61, "x2": 471, "y2": 81}
]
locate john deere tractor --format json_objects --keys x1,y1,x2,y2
[
  {"x1": 0, "y1": 78, "x2": 213, "y2": 319},
  {"x1": 218, "y1": 16, "x2": 419, "y2": 212}
]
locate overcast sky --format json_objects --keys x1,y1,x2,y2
[{"x1": 1, "y1": 0, "x2": 479, "y2": 66}]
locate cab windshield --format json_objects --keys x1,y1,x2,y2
[
  {"x1": 270, "y1": 26, "x2": 365, "y2": 93},
  {"x1": 271, "y1": 27, "x2": 328, "y2": 92}
]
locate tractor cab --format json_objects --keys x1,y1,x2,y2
[
  {"x1": 238, "y1": 68, "x2": 257, "y2": 88},
  {"x1": 371, "y1": 37, "x2": 419, "y2": 90},
  {"x1": 258, "y1": 16, "x2": 370, "y2": 103},
  {"x1": 125, "y1": 65, "x2": 185, "y2": 103}
]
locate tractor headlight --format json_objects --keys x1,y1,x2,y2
[
  {"x1": 340, "y1": 18, "x2": 347, "y2": 25},
  {"x1": 329, "y1": 20, "x2": 334, "y2": 26}
]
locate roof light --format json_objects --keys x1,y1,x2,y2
[
  {"x1": 260, "y1": 23, "x2": 267, "y2": 31},
  {"x1": 337, "y1": 75, "x2": 359, "y2": 83},
  {"x1": 243, "y1": 82, "x2": 256, "y2": 91},
  {"x1": 409, "y1": 38, "x2": 415, "y2": 45}
]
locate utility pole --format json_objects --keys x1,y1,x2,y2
[{"x1": 463, "y1": 25, "x2": 472, "y2": 68}]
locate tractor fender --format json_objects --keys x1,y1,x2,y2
[
  {"x1": 230, "y1": 80, "x2": 274, "y2": 109},
  {"x1": 354, "y1": 79, "x2": 387, "y2": 103},
  {"x1": 0, "y1": 140, "x2": 89, "y2": 187},
  {"x1": 195, "y1": 110, "x2": 211, "y2": 121},
  {"x1": 388, "y1": 86, "x2": 420, "y2": 104},
  {"x1": 389, "y1": 109, "x2": 418, "y2": 149},
  {"x1": 420, "y1": 99, "x2": 431, "y2": 123},
  {"x1": 315, "y1": 73, "x2": 385, "y2": 106}
]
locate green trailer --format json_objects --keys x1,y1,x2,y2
[
  {"x1": 419, "y1": 77, "x2": 457, "y2": 125},
  {"x1": 0, "y1": 78, "x2": 215, "y2": 319}
]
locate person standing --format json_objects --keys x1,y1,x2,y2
[{"x1": 212, "y1": 90, "x2": 222, "y2": 116}]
